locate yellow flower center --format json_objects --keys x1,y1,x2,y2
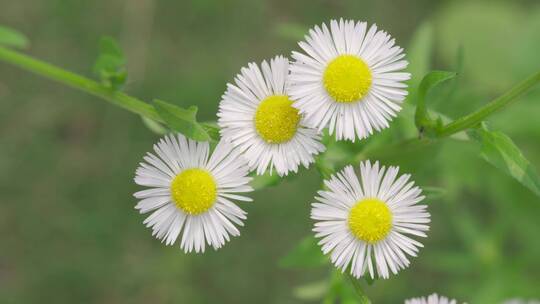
[
  {"x1": 170, "y1": 168, "x2": 217, "y2": 215},
  {"x1": 348, "y1": 198, "x2": 392, "y2": 243},
  {"x1": 323, "y1": 55, "x2": 372, "y2": 103},
  {"x1": 254, "y1": 95, "x2": 300, "y2": 143}
]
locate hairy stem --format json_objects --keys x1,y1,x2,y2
[
  {"x1": 0, "y1": 46, "x2": 162, "y2": 122},
  {"x1": 437, "y1": 71, "x2": 540, "y2": 137},
  {"x1": 1, "y1": 46, "x2": 538, "y2": 143}
]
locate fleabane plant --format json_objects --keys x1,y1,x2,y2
[{"x1": 1, "y1": 15, "x2": 539, "y2": 303}]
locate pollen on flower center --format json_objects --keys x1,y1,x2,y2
[
  {"x1": 323, "y1": 55, "x2": 372, "y2": 103},
  {"x1": 348, "y1": 198, "x2": 392, "y2": 243},
  {"x1": 171, "y1": 168, "x2": 217, "y2": 215},
  {"x1": 254, "y1": 95, "x2": 300, "y2": 143}
]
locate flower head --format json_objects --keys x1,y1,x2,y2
[
  {"x1": 218, "y1": 55, "x2": 325, "y2": 176},
  {"x1": 290, "y1": 19, "x2": 410, "y2": 141},
  {"x1": 134, "y1": 134, "x2": 253, "y2": 253},
  {"x1": 311, "y1": 161, "x2": 430, "y2": 279}
]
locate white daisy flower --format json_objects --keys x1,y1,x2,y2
[
  {"x1": 133, "y1": 134, "x2": 253, "y2": 253},
  {"x1": 289, "y1": 19, "x2": 410, "y2": 141},
  {"x1": 311, "y1": 161, "x2": 430, "y2": 279},
  {"x1": 405, "y1": 293, "x2": 460, "y2": 304},
  {"x1": 218, "y1": 55, "x2": 325, "y2": 176}
]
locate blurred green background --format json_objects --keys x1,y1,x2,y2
[{"x1": 1, "y1": 0, "x2": 539, "y2": 303}]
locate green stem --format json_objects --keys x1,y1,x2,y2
[
  {"x1": 346, "y1": 273, "x2": 372, "y2": 304},
  {"x1": 0, "y1": 46, "x2": 162, "y2": 122},
  {"x1": 2, "y1": 45, "x2": 538, "y2": 143},
  {"x1": 437, "y1": 71, "x2": 540, "y2": 137}
]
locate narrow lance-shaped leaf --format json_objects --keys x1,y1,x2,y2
[
  {"x1": 93, "y1": 36, "x2": 127, "y2": 90},
  {"x1": 153, "y1": 99, "x2": 211, "y2": 141},
  {"x1": 470, "y1": 123, "x2": 540, "y2": 197},
  {"x1": 414, "y1": 71, "x2": 456, "y2": 136},
  {"x1": 141, "y1": 116, "x2": 168, "y2": 135},
  {"x1": 200, "y1": 122, "x2": 221, "y2": 142},
  {"x1": 0, "y1": 25, "x2": 29, "y2": 49}
]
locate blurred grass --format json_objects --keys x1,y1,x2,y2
[{"x1": 1, "y1": 0, "x2": 539, "y2": 303}]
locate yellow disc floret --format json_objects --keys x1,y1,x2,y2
[
  {"x1": 255, "y1": 95, "x2": 300, "y2": 143},
  {"x1": 348, "y1": 198, "x2": 392, "y2": 243},
  {"x1": 323, "y1": 55, "x2": 372, "y2": 103},
  {"x1": 170, "y1": 168, "x2": 217, "y2": 215}
]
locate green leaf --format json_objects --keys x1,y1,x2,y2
[
  {"x1": 93, "y1": 36, "x2": 126, "y2": 90},
  {"x1": 153, "y1": 99, "x2": 210, "y2": 141},
  {"x1": 415, "y1": 71, "x2": 457, "y2": 136},
  {"x1": 471, "y1": 123, "x2": 540, "y2": 197},
  {"x1": 407, "y1": 22, "x2": 433, "y2": 104},
  {"x1": 279, "y1": 236, "x2": 327, "y2": 269},
  {"x1": 200, "y1": 122, "x2": 220, "y2": 142},
  {"x1": 141, "y1": 116, "x2": 168, "y2": 135},
  {"x1": 0, "y1": 26, "x2": 29, "y2": 49}
]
